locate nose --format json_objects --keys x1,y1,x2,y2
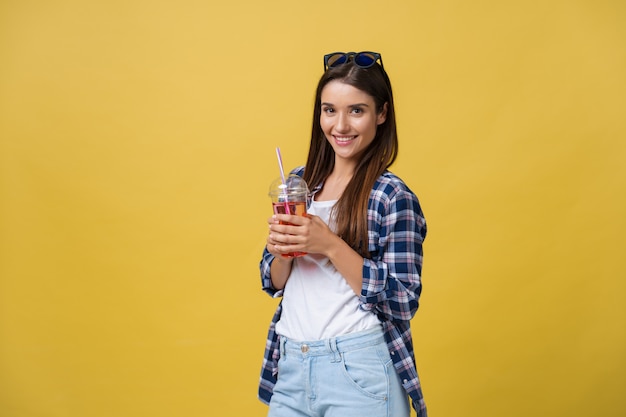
[{"x1": 335, "y1": 112, "x2": 349, "y2": 133}]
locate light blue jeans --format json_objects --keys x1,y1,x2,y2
[{"x1": 267, "y1": 327, "x2": 410, "y2": 417}]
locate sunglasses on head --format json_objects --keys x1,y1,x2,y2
[{"x1": 323, "y1": 51, "x2": 384, "y2": 71}]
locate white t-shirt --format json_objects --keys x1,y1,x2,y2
[{"x1": 275, "y1": 198, "x2": 381, "y2": 341}]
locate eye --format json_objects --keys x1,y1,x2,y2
[
  {"x1": 351, "y1": 107, "x2": 364, "y2": 114},
  {"x1": 322, "y1": 106, "x2": 335, "y2": 114}
]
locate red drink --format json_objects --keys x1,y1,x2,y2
[
  {"x1": 272, "y1": 200, "x2": 307, "y2": 257},
  {"x1": 269, "y1": 174, "x2": 309, "y2": 258}
]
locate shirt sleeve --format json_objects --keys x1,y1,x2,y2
[
  {"x1": 360, "y1": 188, "x2": 426, "y2": 322},
  {"x1": 260, "y1": 248, "x2": 283, "y2": 298}
]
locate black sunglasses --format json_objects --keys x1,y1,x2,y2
[{"x1": 323, "y1": 51, "x2": 384, "y2": 71}]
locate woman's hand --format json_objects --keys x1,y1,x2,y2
[{"x1": 267, "y1": 213, "x2": 337, "y2": 258}]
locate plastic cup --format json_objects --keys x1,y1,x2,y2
[{"x1": 268, "y1": 174, "x2": 309, "y2": 258}]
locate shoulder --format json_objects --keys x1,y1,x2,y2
[
  {"x1": 369, "y1": 171, "x2": 425, "y2": 218},
  {"x1": 371, "y1": 171, "x2": 418, "y2": 201},
  {"x1": 290, "y1": 166, "x2": 306, "y2": 177},
  {"x1": 370, "y1": 173, "x2": 426, "y2": 237}
]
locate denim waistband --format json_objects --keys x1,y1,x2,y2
[{"x1": 279, "y1": 326, "x2": 385, "y2": 358}]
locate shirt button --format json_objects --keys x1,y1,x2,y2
[{"x1": 301, "y1": 344, "x2": 309, "y2": 353}]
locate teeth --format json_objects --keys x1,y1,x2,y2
[{"x1": 335, "y1": 136, "x2": 356, "y2": 142}]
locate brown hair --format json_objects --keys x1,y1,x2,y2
[{"x1": 302, "y1": 60, "x2": 398, "y2": 258}]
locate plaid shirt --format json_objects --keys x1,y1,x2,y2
[{"x1": 258, "y1": 167, "x2": 428, "y2": 417}]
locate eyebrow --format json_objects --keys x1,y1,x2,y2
[{"x1": 321, "y1": 102, "x2": 370, "y2": 108}]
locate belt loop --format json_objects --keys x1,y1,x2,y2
[{"x1": 329, "y1": 337, "x2": 340, "y2": 363}]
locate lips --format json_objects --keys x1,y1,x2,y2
[{"x1": 334, "y1": 135, "x2": 357, "y2": 145}]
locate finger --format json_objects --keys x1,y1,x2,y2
[
  {"x1": 268, "y1": 234, "x2": 285, "y2": 246},
  {"x1": 270, "y1": 220, "x2": 307, "y2": 235},
  {"x1": 273, "y1": 242, "x2": 301, "y2": 256},
  {"x1": 272, "y1": 225, "x2": 308, "y2": 240},
  {"x1": 273, "y1": 214, "x2": 309, "y2": 226},
  {"x1": 270, "y1": 241, "x2": 296, "y2": 256},
  {"x1": 270, "y1": 232, "x2": 298, "y2": 246},
  {"x1": 266, "y1": 239, "x2": 288, "y2": 256}
]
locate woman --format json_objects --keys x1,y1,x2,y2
[{"x1": 258, "y1": 51, "x2": 427, "y2": 417}]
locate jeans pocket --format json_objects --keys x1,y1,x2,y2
[{"x1": 340, "y1": 344, "x2": 391, "y2": 400}]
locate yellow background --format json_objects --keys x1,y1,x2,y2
[{"x1": 1, "y1": 0, "x2": 624, "y2": 416}]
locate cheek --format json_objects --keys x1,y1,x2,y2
[
  {"x1": 358, "y1": 118, "x2": 378, "y2": 136},
  {"x1": 319, "y1": 117, "x2": 332, "y2": 134}
]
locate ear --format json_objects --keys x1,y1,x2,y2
[{"x1": 377, "y1": 102, "x2": 388, "y2": 125}]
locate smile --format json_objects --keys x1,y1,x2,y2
[{"x1": 334, "y1": 135, "x2": 357, "y2": 144}]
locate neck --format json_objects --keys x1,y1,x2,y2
[
  {"x1": 316, "y1": 161, "x2": 355, "y2": 201},
  {"x1": 331, "y1": 157, "x2": 357, "y2": 180}
]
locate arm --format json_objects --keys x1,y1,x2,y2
[
  {"x1": 260, "y1": 245, "x2": 292, "y2": 298},
  {"x1": 324, "y1": 233, "x2": 365, "y2": 296},
  {"x1": 360, "y1": 189, "x2": 427, "y2": 322},
  {"x1": 264, "y1": 216, "x2": 295, "y2": 294},
  {"x1": 269, "y1": 254, "x2": 293, "y2": 291}
]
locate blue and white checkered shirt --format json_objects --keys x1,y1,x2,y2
[{"x1": 258, "y1": 166, "x2": 428, "y2": 416}]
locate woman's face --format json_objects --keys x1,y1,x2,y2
[{"x1": 320, "y1": 80, "x2": 387, "y2": 167}]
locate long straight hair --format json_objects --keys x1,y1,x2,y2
[{"x1": 303, "y1": 61, "x2": 398, "y2": 258}]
